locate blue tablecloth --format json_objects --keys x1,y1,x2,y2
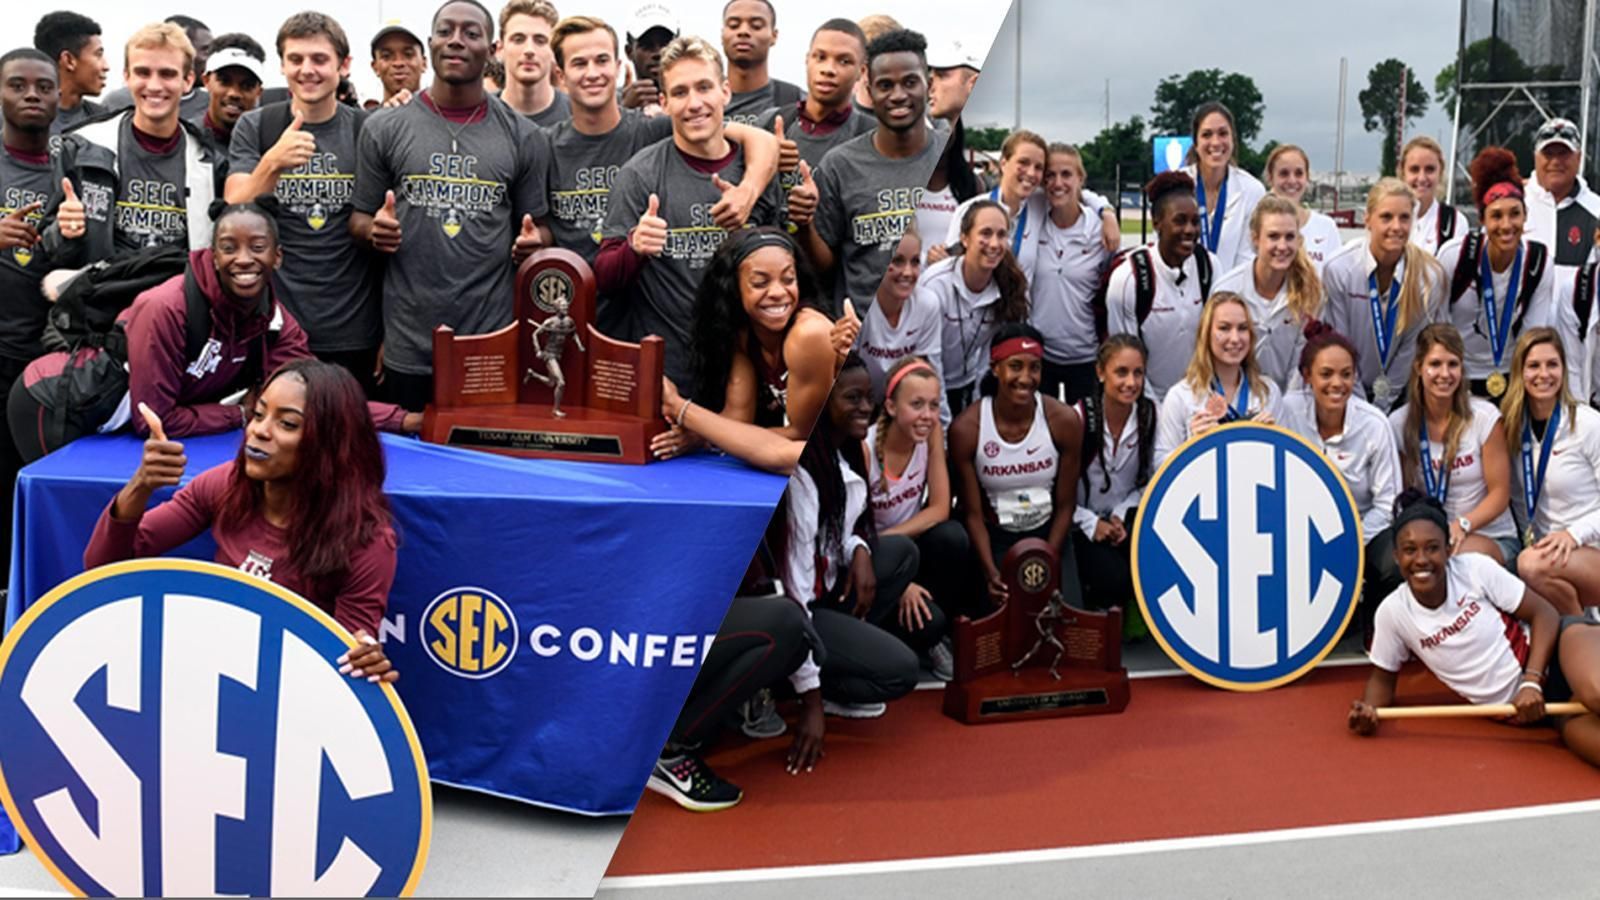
[{"x1": 2, "y1": 433, "x2": 784, "y2": 837}]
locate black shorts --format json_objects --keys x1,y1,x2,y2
[{"x1": 1544, "y1": 614, "x2": 1598, "y2": 704}]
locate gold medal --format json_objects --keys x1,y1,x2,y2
[
  {"x1": 1487, "y1": 372, "x2": 1507, "y2": 398},
  {"x1": 1523, "y1": 525, "x2": 1536, "y2": 548}
]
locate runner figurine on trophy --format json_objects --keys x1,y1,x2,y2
[{"x1": 524, "y1": 294, "x2": 585, "y2": 417}]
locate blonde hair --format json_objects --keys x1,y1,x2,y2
[
  {"x1": 1400, "y1": 324, "x2": 1473, "y2": 493},
  {"x1": 1249, "y1": 195, "x2": 1322, "y2": 324},
  {"x1": 857, "y1": 14, "x2": 902, "y2": 44},
  {"x1": 1399, "y1": 136, "x2": 1447, "y2": 175},
  {"x1": 1184, "y1": 292, "x2": 1269, "y2": 403},
  {"x1": 500, "y1": 0, "x2": 560, "y2": 33},
  {"x1": 660, "y1": 35, "x2": 723, "y2": 79},
  {"x1": 551, "y1": 15, "x2": 617, "y2": 67},
  {"x1": 1365, "y1": 178, "x2": 1443, "y2": 336},
  {"x1": 125, "y1": 22, "x2": 195, "y2": 74},
  {"x1": 1263, "y1": 144, "x2": 1311, "y2": 189},
  {"x1": 873, "y1": 356, "x2": 940, "y2": 492},
  {"x1": 1047, "y1": 142, "x2": 1086, "y2": 179},
  {"x1": 1501, "y1": 326, "x2": 1580, "y2": 462}
]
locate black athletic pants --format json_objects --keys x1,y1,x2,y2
[
  {"x1": 382, "y1": 367, "x2": 434, "y2": 413},
  {"x1": 318, "y1": 347, "x2": 381, "y2": 399},
  {"x1": 811, "y1": 534, "x2": 932, "y2": 702},
  {"x1": 671, "y1": 594, "x2": 812, "y2": 746},
  {"x1": 1041, "y1": 360, "x2": 1098, "y2": 406}
]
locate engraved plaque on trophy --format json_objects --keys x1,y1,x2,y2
[
  {"x1": 422, "y1": 248, "x2": 667, "y2": 463},
  {"x1": 942, "y1": 538, "x2": 1130, "y2": 724}
]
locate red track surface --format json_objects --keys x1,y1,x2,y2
[{"x1": 608, "y1": 665, "x2": 1600, "y2": 876}]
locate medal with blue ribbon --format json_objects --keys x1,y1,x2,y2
[
  {"x1": 1520, "y1": 406, "x2": 1561, "y2": 547},
  {"x1": 1479, "y1": 241, "x2": 1523, "y2": 398},
  {"x1": 1418, "y1": 420, "x2": 1449, "y2": 503},
  {"x1": 1196, "y1": 173, "x2": 1228, "y2": 255},
  {"x1": 990, "y1": 187, "x2": 1027, "y2": 256},
  {"x1": 1367, "y1": 272, "x2": 1401, "y2": 404},
  {"x1": 1212, "y1": 374, "x2": 1250, "y2": 423}
]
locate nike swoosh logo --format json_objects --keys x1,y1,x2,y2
[
  {"x1": 658, "y1": 765, "x2": 693, "y2": 792},
  {"x1": 1026, "y1": 446, "x2": 1041, "y2": 455},
  {"x1": 230, "y1": 356, "x2": 249, "y2": 363}
]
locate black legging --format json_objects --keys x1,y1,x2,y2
[
  {"x1": 911, "y1": 519, "x2": 976, "y2": 620},
  {"x1": 671, "y1": 594, "x2": 812, "y2": 746},
  {"x1": 1071, "y1": 504, "x2": 1141, "y2": 612},
  {"x1": 809, "y1": 534, "x2": 930, "y2": 703},
  {"x1": 1041, "y1": 360, "x2": 1098, "y2": 407},
  {"x1": 1358, "y1": 525, "x2": 1404, "y2": 640},
  {"x1": 7, "y1": 376, "x2": 90, "y2": 464}
]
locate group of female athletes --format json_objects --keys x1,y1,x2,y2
[{"x1": 643, "y1": 100, "x2": 1600, "y2": 812}]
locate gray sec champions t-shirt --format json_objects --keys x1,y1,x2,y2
[
  {"x1": 353, "y1": 97, "x2": 549, "y2": 375},
  {"x1": 113, "y1": 119, "x2": 190, "y2": 253},
  {"x1": 813, "y1": 129, "x2": 944, "y2": 309},
  {"x1": 544, "y1": 109, "x2": 673, "y2": 264},
  {"x1": 600, "y1": 138, "x2": 781, "y2": 385},
  {"x1": 0, "y1": 150, "x2": 56, "y2": 360},
  {"x1": 230, "y1": 103, "x2": 379, "y2": 353}
]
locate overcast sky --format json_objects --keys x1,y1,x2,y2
[
  {"x1": 0, "y1": 0, "x2": 1007, "y2": 112},
  {"x1": 964, "y1": 0, "x2": 1467, "y2": 179}
]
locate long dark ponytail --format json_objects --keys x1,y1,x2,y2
[
  {"x1": 1078, "y1": 334, "x2": 1157, "y2": 497},
  {"x1": 797, "y1": 352, "x2": 875, "y2": 562}
]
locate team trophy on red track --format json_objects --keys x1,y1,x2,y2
[{"x1": 943, "y1": 538, "x2": 1130, "y2": 724}]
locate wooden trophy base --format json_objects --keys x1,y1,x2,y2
[
  {"x1": 422, "y1": 403, "x2": 667, "y2": 464},
  {"x1": 942, "y1": 666, "x2": 1130, "y2": 724}
]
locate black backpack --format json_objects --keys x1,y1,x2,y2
[
  {"x1": 1446, "y1": 232, "x2": 1548, "y2": 340},
  {"x1": 1435, "y1": 201, "x2": 1459, "y2": 247},
  {"x1": 1092, "y1": 245, "x2": 1213, "y2": 341},
  {"x1": 44, "y1": 244, "x2": 190, "y2": 356},
  {"x1": 1576, "y1": 262, "x2": 1598, "y2": 342}
]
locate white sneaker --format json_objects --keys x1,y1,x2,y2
[
  {"x1": 928, "y1": 639, "x2": 955, "y2": 682},
  {"x1": 823, "y1": 699, "x2": 887, "y2": 719},
  {"x1": 738, "y1": 688, "x2": 786, "y2": 739}
]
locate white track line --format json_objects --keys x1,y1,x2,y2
[{"x1": 600, "y1": 799, "x2": 1600, "y2": 889}]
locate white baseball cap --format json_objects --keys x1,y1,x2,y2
[
  {"x1": 928, "y1": 37, "x2": 982, "y2": 72},
  {"x1": 206, "y1": 48, "x2": 266, "y2": 83},
  {"x1": 627, "y1": 2, "x2": 680, "y2": 40}
]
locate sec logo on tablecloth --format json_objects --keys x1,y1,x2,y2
[
  {"x1": 0, "y1": 559, "x2": 431, "y2": 897},
  {"x1": 1132, "y1": 424, "x2": 1364, "y2": 691}
]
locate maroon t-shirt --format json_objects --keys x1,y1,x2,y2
[{"x1": 84, "y1": 462, "x2": 397, "y2": 636}]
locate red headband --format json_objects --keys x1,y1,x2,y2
[
  {"x1": 990, "y1": 337, "x2": 1043, "y2": 362},
  {"x1": 885, "y1": 361, "x2": 937, "y2": 400},
  {"x1": 1482, "y1": 181, "x2": 1524, "y2": 209}
]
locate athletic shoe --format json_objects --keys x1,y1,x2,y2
[
  {"x1": 739, "y1": 688, "x2": 787, "y2": 739},
  {"x1": 823, "y1": 699, "x2": 887, "y2": 719},
  {"x1": 647, "y1": 752, "x2": 742, "y2": 812},
  {"x1": 927, "y1": 639, "x2": 955, "y2": 682}
]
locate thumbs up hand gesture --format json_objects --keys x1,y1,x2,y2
[
  {"x1": 830, "y1": 298, "x2": 861, "y2": 368},
  {"x1": 117, "y1": 402, "x2": 187, "y2": 519},
  {"x1": 785, "y1": 160, "x2": 818, "y2": 228},
  {"x1": 371, "y1": 189, "x2": 403, "y2": 254},
  {"x1": 709, "y1": 172, "x2": 758, "y2": 231},
  {"x1": 57, "y1": 178, "x2": 86, "y2": 240},
  {"x1": 0, "y1": 201, "x2": 42, "y2": 251},
  {"x1": 267, "y1": 110, "x2": 316, "y2": 171},
  {"x1": 512, "y1": 213, "x2": 545, "y2": 264},
  {"x1": 631, "y1": 193, "x2": 667, "y2": 257},
  {"x1": 774, "y1": 115, "x2": 799, "y2": 173}
]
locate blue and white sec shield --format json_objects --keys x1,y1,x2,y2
[
  {"x1": 0, "y1": 559, "x2": 431, "y2": 897},
  {"x1": 1133, "y1": 424, "x2": 1364, "y2": 690}
]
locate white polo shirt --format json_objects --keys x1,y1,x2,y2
[
  {"x1": 1411, "y1": 199, "x2": 1469, "y2": 257},
  {"x1": 1212, "y1": 261, "x2": 1325, "y2": 390},
  {"x1": 1073, "y1": 399, "x2": 1150, "y2": 537},
  {"x1": 1301, "y1": 211, "x2": 1347, "y2": 273},
  {"x1": 1031, "y1": 203, "x2": 1111, "y2": 366},
  {"x1": 1387, "y1": 398, "x2": 1517, "y2": 541},
  {"x1": 1104, "y1": 243, "x2": 1219, "y2": 402},
  {"x1": 1154, "y1": 375, "x2": 1283, "y2": 466},
  {"x1": 1320, "y1": 240, "x2": 1448, "y2": 412},
  {"x1": 1509, "y1": 403, "x2": 1600, "y2": 546},
  {"x1": 1436, "y1": 235, "x2": 1557, "y2": 381}
]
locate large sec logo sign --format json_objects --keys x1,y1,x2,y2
[
  {"x1": 1132, "y1": 424, "x2": 1364, "y2": 690},
  {"x1": 0, "y1": 560, "x2": 431, "y2": 897}
]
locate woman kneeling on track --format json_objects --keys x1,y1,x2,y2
[
  {"x1": 1349, "y1": 491, "x2": 1600, "y2": 767},
  {"x1": 950, "y1": 323, "x2": 1083, "y2": 609},
  {"x1": 1500, "y1": 327, "x2": 1600, "y2": 616},
  {"x1": 84, "y1": 359, "x2": 400, "y2": 681},
  {"x1": 866, "y1": 356, "x2": 966, "y2": 678}
]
